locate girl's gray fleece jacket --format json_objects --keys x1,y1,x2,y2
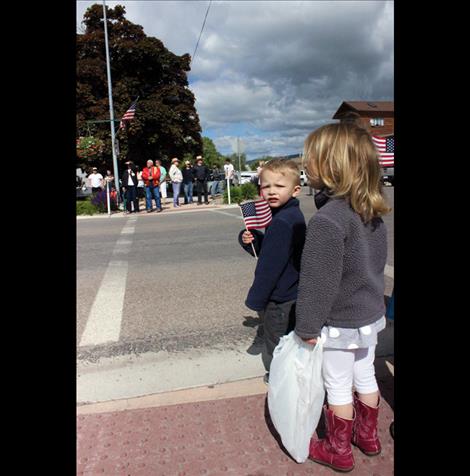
[{"x1": 294, "y1": 196, "x2": 388, "y2": 340}]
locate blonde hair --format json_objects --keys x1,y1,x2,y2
[
  {"x1": 303, "y1": 122, "x2": 391, "y2": 223},
  {"x1": 260, "y1": 159, "x2": 300, "y2": 186}
]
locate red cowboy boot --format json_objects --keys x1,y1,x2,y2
[
  {"x1": 309, "y1": 406, "x2": 355, "y2": 472},
  {"x1": 352, "y1": 393, "x2": 381, "y2": 456}
]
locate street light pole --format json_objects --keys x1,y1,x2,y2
[
  {"x1": 103, "y1": 0, "x2": 120, "y2": 205},
  {"x1": 237, "y1": 136, "x2": 241, "y2": 183}
]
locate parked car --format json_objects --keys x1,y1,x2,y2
[
  {"x1": 207, "y1": 171, "x2": 226, "y2": 196},
  {"x1": 239, "y1": 171, "x2": 258, "y2": 185},
  {"x1": 76, "y1": 176, "x2": 92, "y2": 200}
]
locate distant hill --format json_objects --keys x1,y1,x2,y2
[{"x1": 247, "y1": 153, "x2": 301, "y2": 164}]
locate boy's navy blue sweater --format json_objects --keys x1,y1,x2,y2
[{"x1": 238, "y1": 197, "x2": 306, "y2": 311}]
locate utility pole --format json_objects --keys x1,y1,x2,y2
[
  {"x1": 237, "y1": 136, "x2": 241, "y2": 183},
  {"x1": 103, "y1": 0, "x2": 120, "y2": 205}
]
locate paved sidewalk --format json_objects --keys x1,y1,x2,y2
[
  {"x1": 77, "y1": 195, "x2": 237, "y2": 219},
  {"x1": 77, "y1": 360, "x2": 394, "y2": 475}
]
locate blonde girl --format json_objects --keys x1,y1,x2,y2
[{"x1": 294, "y1": 122, "x2": 391, "y2": 472}]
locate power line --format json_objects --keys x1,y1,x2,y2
[{"x1": 191, "y1": 0, "x2": 212, "y2": 67}]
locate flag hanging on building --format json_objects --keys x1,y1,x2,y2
[
  {"x1": 119, "y1": 98, "x2": 138, "y2": 130},
  {"x1": 240, "y1": 199, "x2": 272, "y2": 230},
  {"x1": 372, "y1": 135, "x2": 394, "y2": 167}
]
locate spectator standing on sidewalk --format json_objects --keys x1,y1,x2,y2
[
  {"x1": 169, "y1": 157, "x2": 183, "y2": 208},
  {"x1": 193, "y1": 156, "x2": 210, "y2": 205},
  {"x1": 156, "y1": 159, "x2": 168, "y2": 205},
  {"x1": 104, "y1": 169, "x2": 116, "y2": 208},
  {"x1": 295, "y1": 122, "x2": 391, "y2": 472},
  {"x1": 135, "y1": 165, "x2": 145, "y2": 201},
  {"x1": 182, "y1": 160, "x2": 195, "y2": 204},
  {"x1": 239, "y1": 160, "x2": 306, "y2": 384},
  {"x1": 142, "y1": 160, "x2": 162, "y2": 213},
  {"x1": 88, "y1": 167, "x2": 103, "y2": 194},
  {"x1": 210, "y1": 164, "x2": 222, "y2": 200},
  {"x1": 104, "y1": 169, "x2": 115, "y2": 190},
  {"x1": 121, "y1": 161, "x2": 140, "y2": 214},
  {"x1": 224, "y1": 158, "x2": 235, "y2": 186}
]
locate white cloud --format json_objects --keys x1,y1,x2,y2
[
  {"x1": 77, "y1": 0, "x2": 393, "y2": 158},
  {"x1": 191, "y1": 76, "x2": 278, "y2": 128}
]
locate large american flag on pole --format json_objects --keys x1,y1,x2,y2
[
  {"x1": 372, "y1": 135, "x2": 394, "y2": 167},
  {"x1": 119, "y1": 99, "x2": 138, "y2": 130},
  {"x1": 240, "y1": 199, "x2": 272, "y2": 230}
]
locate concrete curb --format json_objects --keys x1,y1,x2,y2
[
  {"x1": 76, "y1": 203, "x2": 240, "y2": 219},
  {"x1": 77, "y1": 353, "x2": 394, "y2": 415},
  {"x1": 77, "y1": 376, "x2": 267, "y2": 415}
]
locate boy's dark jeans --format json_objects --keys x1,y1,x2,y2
[{"x1": 259, "y1": 299, "x2": 296, "y2": 372}]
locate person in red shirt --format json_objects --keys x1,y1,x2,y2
[{"x1": 142, "y1": 160, "x2": 162, "y2": 212}]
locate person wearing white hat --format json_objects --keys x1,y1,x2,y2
[
  {"x1": 169, "y1": 158, "x2": 183, "y2": 208},
  {"x1": 88, "y1": 167, "x2": 104, "y2": 194}
]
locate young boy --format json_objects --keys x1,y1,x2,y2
[{"x1": 239, "y1": 159, "x2": 306, "y2": 383}]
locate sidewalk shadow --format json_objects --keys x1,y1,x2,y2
[
  {"x1": 378, "y1": 294, "x2": 394, "y2": 411},
  {"x1": 243, "y1": 315, "x2": 265, "y2": 356},
  {"x1": 263, "y1": 396, "x2": 297, "y2": 462},
  {"x1": 242, "y1": 315, "x2": 262, "y2": 329},
  {"x1": 262, "y1": 394, "x2": 329, "y2": 461},
  {"x1": 375, "y1": 356, "x2": 394, "y2": 411}
]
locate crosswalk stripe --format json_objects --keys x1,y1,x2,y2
[{"x1": 79, "y1": 220, "x2": 135, "y2": 347}]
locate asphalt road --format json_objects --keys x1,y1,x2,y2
[{"x1": 77, "y1": 187, "x2": 394, "y2": 360}]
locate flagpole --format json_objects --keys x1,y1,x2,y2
[
  {"x1": 103, "y1": 0, "x2": 120, "y2": 206},
  {"x1": 106, "y1": 179, "x2": 111, "y2": 216}
]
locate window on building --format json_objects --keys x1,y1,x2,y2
[{"x1": 370, "y1": 118, "x2": 384, "y2": 127}]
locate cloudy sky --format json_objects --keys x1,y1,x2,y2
[{"x1": 76, "y1": 1, "x2": 394, "y2": 160}]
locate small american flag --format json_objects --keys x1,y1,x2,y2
[
  {"x1": 372, "y1": 135, "x2": 394, "y2": 167},
  {"x1": 119, "y1": 99, "x2": 138, "y2": 130},
  {"x1": 240, "y1": 199, "x2": 272, "y2": 230}
]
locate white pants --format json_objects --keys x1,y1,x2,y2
[
  {"x1": 160, "y1": 181, "x2": 167, "y2": 199},
  {"x1": 322, "y1": 346, "x2": 378, "y2": 406}
]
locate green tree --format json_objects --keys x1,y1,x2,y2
[
  {"x1": 201, "y1": 137, "x2": 224, "y2": 168},
  {"x1": 76, "y1": 4, "x2": 203, "y2": 171}
]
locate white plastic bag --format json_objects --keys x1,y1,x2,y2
[{"x1": 267, "y1": 331, "x2": 324, "y2": 463}]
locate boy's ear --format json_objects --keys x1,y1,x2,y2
[{"x1": 292, "y1": 185, "x2": 302, "y2": 197}]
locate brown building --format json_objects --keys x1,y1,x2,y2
[
  {"x1": 255, "y1": 100, "x2": 394, "y2": 169},
  {"x1": 332, "y1": 101, "x2": 394, "y2": 136}
]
